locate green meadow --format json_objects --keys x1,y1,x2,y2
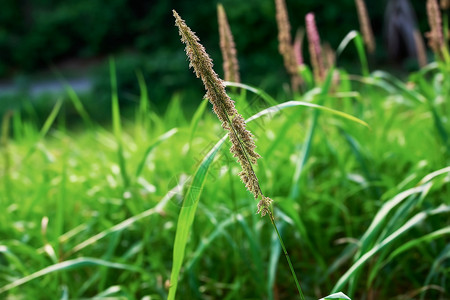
[{"x1": 1, "y1": 3, "x2": 450, "y2": 300}]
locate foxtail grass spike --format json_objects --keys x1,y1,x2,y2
[
  {"x1": 217, "y1": 4, "x2": 240, "y2": 83},
  {"x1": 355, "y1": 0, "x2": 376, "y2": 53},
  {"x1": 275, "y1": 0, "x2": 302, "y2": 91},
  {"x1": 426, "y1": 0, "x2": 445, "y2": 56},
  {"x1": 413, "y1": 29, "x2": 428, "y2": 68},
  {"x1": 306, "y1": 13, "x2": 325, "y2": 83},
  {"x1": 173, "y1": 10, "x2": 273, "y2": 213}
]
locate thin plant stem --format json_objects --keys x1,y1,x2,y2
[{"x1": 267, "y1": 209, "x2": 306, "y2": 300}]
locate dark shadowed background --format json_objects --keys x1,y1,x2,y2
[{"x1": 0, "y1": 0, "x2": 433, "y2": 122}]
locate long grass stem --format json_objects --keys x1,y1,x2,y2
[{"x1": 268, "y1": 210, "x2": 306, "y2": 300}]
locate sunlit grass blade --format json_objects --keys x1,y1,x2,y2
[
  {"x1": 248, "y1": 100, "x2": 368, "y2": 128},
  {"x1": 110, "y1": 57, "x2": 130, "y2": 188},
  {"x1": 22, "y1": 99, "x2": 62, "y2": 162},
  {"x1": 94, "y1": 285, "x2": 130, "y2": 298},
  {"x1": 290, "y1": 67, "x2": 334, "y2": 200},
  {"x1": 298, "y1": 64, "x2": 314, "y2": 91},
  {"x1": 136, "y1": 70, "x2": 150, "y2": 130},
  {"x1": 336, "y1": 31, "x2": 369, "y2": 76},
  {"x1": 224, "y1": 81, "x2": 279, "y2": 107},
  {"x1": 184, "y1": 213, "x2": 243, "y2": 271},
  {"x1": 419, "y1": 166, "x2": 450, "y2": 184},
  {"x1": 134, "y1": 128, "x2": 178, "y2": 178},
  {"x1": 277, "y1": 200, "x2": 327, "y2": 270},
  {"x1": 345, "y1": 182, "x2": 432, "y2": 295},
  {"x1": 64, "y1": 83, "x2": 93, "y2": 128},
  {"x1": 167, "y1": 135, "x2": 227, "y2": 300},
  {"x1": 320, "y1": 292, "x2": 351, "y2": 300},
  {"x1": 169, "y1": 94, "x2": 360, "y2": 299},
  {"x1": 164, "y1": 93, "x2": 187, "y2": 126},
  {"x1": 339, "y1": 128, "x2": 380, "y2": 198},
  {"x1": 372, "y1": 71, "x2": 426, "y2": 103},
  {"x1": 1, "y1": 111, "x2": 13, "y2": 208},
  {"x1": 189, "y1": 98, "x2": 209, "y2": 146},
  {"x1": 385, "y1": 227, "x2": 450, "y2": 264},
  {"x1": 0, "y1": 257, "x2": 142, "y2": 294},
  {"x1": 66, "y1": 177, "x2": 187, "y2": 256},
  {"x1": 373, "y1": 70, "x2": 449, "y2": 149}
]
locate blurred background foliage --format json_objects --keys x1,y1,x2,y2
[{"x1": 0, "y1": 0, "x2": 433, "y2": 121}]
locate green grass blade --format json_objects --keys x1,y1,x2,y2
[
  {"x1": 167, "y1": 135, "x2": 227, "y2": 300},
  {"x1": 39, "y1": 99, "x2": 63, "y2": 139},
  {"x1": 225, "y1": 81, "x2": 368, "y2": 127},
  {"x1": 419, "y1": 166, "x2": 450, "y2": 184},
  {"x1": 247, "y1": 100, "x2": 368, "y2": 128},
  {"x1": 339, "y1": 128, "x2": 381, "y2": 198},
  {"x1": 421, "y1": 244, "x2": 450, "y2": 300},
  {"x1": 298, "y1": 64, "x2": 314, "y2": 90},
  {"x1": 371, "y1": 71, "x2": 427, "y2": 103},
  {"x1": 386, "y1": 227, "x2": 450, "y2": 264},
  {"x1": 0, "y1": 257, "x2": 142, "y2": 294},
  {"x1": 184, "y1": 213, "x2": 242, "y2": 271},
  {"x1": 224, "y1": 81, "x2": 279, "y2": 107},
  {"x1": 332, "y1": 204, "x2": 450, "y2": 293},
  {"x1": 189, "y1": 98, "x2": 209, "y2": 146},
  {"x1": 337, "y1": 31, "x2": 369, "y2": 76},
  {"x1": 169, "y1": 97, "x2": 324, "y2": 299},
  {"x1": 67, "y1": 177, "x2": 186, "y2": 256},
  {"x1": 135, "y1": 128, "x2": 178, "y2": 178},
  {"x1": 268, "y1": 221, "x2": 283, "y2": 300},
  {"x1": 320, "y1": 292, "x2": 351, "y2": 300},
  {"x1": 109, "y1": 57, "x2": 130, "y2": 187},
  {"x1": 1, "y1": 111, "x2": 13, "y2": 208},
  {"x1": 136, "y1": 70, "x2": 150, "y2": 127},
  {"x1": 346, "y1": 183, "x2": 432, "y2": 296},
  {"x1": 357, "y1": 184, "x2": 432, "y2": 255},
  {"x1": 22, "y1": 99, "x2": 63, "y2": 161},
  {"x1": 64, "y1": 83, "x2": 93, "y2": 128},
  {"x1": 290, "y1": 68, "x2": 335, "y2": 199}
]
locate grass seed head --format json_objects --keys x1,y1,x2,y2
[
  {"x1": 306, "y1": 13, "x2": 325, "y2": 83},
  {"x1": 294, "y1": 28, "x2": 305, "y2": 66},
  {"x1": 173, "y1": 10, "x2": 266, "y2": 207},
  {"x1": 355, "y1": 0, "x2": 376, "y2": 53},
  {"x1": 217, "y1": 4, "x2": 240, "y2": 83},
  {"x1": 426, "y1": 0, "x2": 444, "y2": 56},
  {"x1": 275, "y1": 0, "x2": 302, "y2": 91}
]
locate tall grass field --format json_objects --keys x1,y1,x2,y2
[{"x1": 1, "y1": 1, "x2": 450, "y2": 299}]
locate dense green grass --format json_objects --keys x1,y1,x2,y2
[{"x1": 0, "y1": 58, "x2": 449, "y2": 300}]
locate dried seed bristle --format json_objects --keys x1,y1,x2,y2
[
  {"x1": 217, "y1": 4, "x2": 240, "y2": 83},
  {"x1": 441, "y1": 0, "x2": 450, "y2": 9}
]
